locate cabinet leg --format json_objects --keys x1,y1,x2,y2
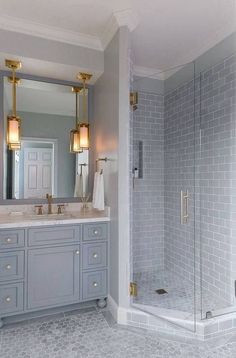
[
  {"x1": 97, "y1": 298, "x2": 107, "y2": 309},
  {"x1": 0, "y1": 318, "x2": 3, "y2": 328}
]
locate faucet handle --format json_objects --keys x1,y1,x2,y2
[
  {"x1": 57, "y1": 204, "x2": 65, "y2": 215},
  {"x1": 35, "y1": 205, "x2": 43, "y2": 215},
  {"x1": 46, "y1": 193, "x2": 52, "y2": 202}
]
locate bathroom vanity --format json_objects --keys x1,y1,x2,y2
[
  {"x1": 0, "y1": 65, "x2": 111, "y2": 328},
  {"x1": 0, "y1": 212, "x2": 109, "y2": 327}
]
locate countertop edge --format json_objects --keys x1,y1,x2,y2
[{"x1": 0, "y1": 216, "x2": 110, "y2": 229}]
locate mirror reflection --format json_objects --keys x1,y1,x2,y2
[{"x1": 3, "y1": 78, "x2": 89, "y2": 200}]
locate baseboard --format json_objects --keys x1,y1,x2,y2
[
  {"x1": 107, "y1": 294, "x2": 118, "y2": 321},
  {"x1": 107, "y1": 295, "x2": 138, "y2": 325}
]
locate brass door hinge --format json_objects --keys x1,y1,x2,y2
[
  {"x1": 130, "y1": 282, "x2": 137, "y2": 297},
  {"x1": 130, "y1": 92, "x2": 138, "y2": 111}
]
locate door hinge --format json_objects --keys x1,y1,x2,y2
[
  {"x1": 130, "y1": 282, "x2": 137, "y2": 297},
  {"x1": 130, "y1": 92, "x2": 138, "y2": 111}
]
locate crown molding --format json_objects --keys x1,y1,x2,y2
[
  {"x1": 114, "y1": 8, "x2": 139, "y2": 31},
  {"x1": 100, "y1": 14, "x2": 119, "y2": 50},
  {"x1": 0, "y1": 10, "x2": 139, "y2": 52},
  {"x1": 134, "y1": 24, "x2": 236, "y2": 82},
  {"x1": 0, "y1": 14, "x2": 103, "y2": 51},
  {"x1": 100, "y1": 8, "x2": 139, "y2": 50},
  {"x1": 173, "y1": 23, "x2": 236, "y2": 70},
  {"x1": 133, "y1": 65, "x2": 165, "y2": 81}
]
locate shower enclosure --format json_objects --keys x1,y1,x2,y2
[{"x1": 130, "y1": 41, "x2": 236, "y2": 332}]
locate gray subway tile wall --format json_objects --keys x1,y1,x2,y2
[
  {"x1": 198, "y1": 53, "x2": 236, "y2": 312},
  {"x1": 132, "y1": 91, "x2": 164, "y2": 273},
  {"x1": 131, "y1": 53, "x2": 236, "y2": 315},
  {"x1": 164, "y1": 78, "x2": 195, "y2": 288}
]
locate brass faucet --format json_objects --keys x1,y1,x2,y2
[{"x1": 46, "y1": 194, "x2": 53, "y2": 214}]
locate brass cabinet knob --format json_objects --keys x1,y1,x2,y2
[
  {"x1": 93, "y1": 253, "x2": 98, "y2": 258},
  {"x1": 5, "y1": 296, "x2": 11, "y2": 303},
  {"x1": 93, "y1": 282, "x2": 98, "y2": 287},
  {"x1": 5, "y1": 264, "x2": 11, "y2": 270}
]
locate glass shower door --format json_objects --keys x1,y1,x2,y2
[
  {"x1": 199, "y1": 52, "x2": 236, "y2": 320},
  {"x1": 130, "y1": 62, "x2": 197, "y2": 331}
]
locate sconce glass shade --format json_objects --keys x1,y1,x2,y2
[
  {"x1": 79, "y1": 123, "x2": 89, "y2": 150},
  {"x1": 7, "y1": 115, "x2": 21, "y2": 150},
  {"x1": 70, "y1": 128, "x2": 83, "y2": 153}
]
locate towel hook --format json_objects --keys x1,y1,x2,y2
[{"x1": 96, "y1": 157, "x2": 108, "y2": 174}]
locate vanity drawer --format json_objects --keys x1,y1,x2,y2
[
  {"x1": 28, "y1": 226, "x2": 81, "y2": 247},
  {"x1": 0, "y1": 229, "x2": 25, "y2": 250},
  {"x1": 0, "y1": 282, "x2": 24, "y2": 315},
  {"x1": 83, "y1": 223, "x2": 108, "y2": 241},
  {"x1": 0, "y1": 251, "x2": 24, "y2": 282},
  {"x1": 82, "y1": 242, "x2": 107, "y2": 270},
  {"x1": 82, "y1": 270, "x2": 107, "y2": 300}
]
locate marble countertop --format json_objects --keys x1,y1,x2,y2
[{"x1": 0, "y1": 210, "x2": 110, "y2": 229}]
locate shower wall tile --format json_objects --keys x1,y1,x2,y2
[
  {"x1": 164, "y1": 53, "x2": 236, "y2": 312},
  {"x1": 130, "y1": 53, "x2": 236, "y2": 316},
  {"x1": 164, "y1": 79, "x2": 196, "y2": 285},
  {"x1": 132, "y1": 91, "x2": 164, "y2": 273},
  {"x1": 129, "y1": 50, "x2": 135, "y2": 281},
  {"x1": 198, "y1": 53, "x2": 236, "y2": 309}
]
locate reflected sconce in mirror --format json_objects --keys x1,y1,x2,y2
[
  {"x1": 70, "y1": 86, "x2": 83, "y2": 153},
  {"x1": 5, "y1": 59, "x2": 22, "y2": 150},
  {"x1": 77, "y1": 72, "x2": 92, "y2": 150}
]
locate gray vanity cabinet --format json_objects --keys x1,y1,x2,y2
[
  {"x1": 0, "y1": 282, "x2": 24, "y2": 315},
  {"x1": 27, "y1": 245, "x2": 80, "y2": 309},
  {"x1": 0, "y1": 221, "x2": 109, "y2": 327}
]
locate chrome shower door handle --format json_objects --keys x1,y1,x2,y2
[{"x1": 180, "y1": 190, "x2": 189, "y2": 224}]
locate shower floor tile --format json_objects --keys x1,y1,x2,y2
[{"x1": 133, "y1": 270, "x2": 230, "y2": 315}]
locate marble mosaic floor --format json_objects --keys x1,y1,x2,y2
[
  {"x1": 1, "y1": 307, "x2": 236, "y2": 357},
  {"x1": 133, "y1": 270, "x2": 230, "y2": 315}
]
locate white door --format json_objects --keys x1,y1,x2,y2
[{"x1": 23, "y1": 148, "x2": 53, "y2": 198}]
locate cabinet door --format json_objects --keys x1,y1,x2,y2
[
  {"x1": 28, "y1": 245, "x2": 80, "y2": 309},
  {"x1": 0, "y1": 282, "x2": 24, "y2": 315}
]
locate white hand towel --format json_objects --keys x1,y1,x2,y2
[
  {"x1": 97, "y1": 173, "x2": 105, "y2": 210},
  {"x1": 92, "y1": 172, "x2": 99, "y2": 207},
  {"x1": 92, "y1": 172, "x2": 105, "y2": 211},
  {"x1": 74, "y1": 174, "x2": 83, "y2": 197},
  {"x1": 83, "y1": 169, "x2": 88, "y2": 197}
]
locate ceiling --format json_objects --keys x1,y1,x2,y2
[{"x1": 0, "y1": 0, "x2": 235, "y2": 78}]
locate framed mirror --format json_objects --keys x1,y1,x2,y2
[{"x1": 0, "y1": 75, "x2": 91, "y2": 202}]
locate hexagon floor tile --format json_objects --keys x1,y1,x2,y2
[{"x1": 1, "y1": 308, "x2": 236, "y2": 357}]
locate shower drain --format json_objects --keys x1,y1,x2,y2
[{"x1": 155, "y1": 288, "x2": 168, "y2": 295}]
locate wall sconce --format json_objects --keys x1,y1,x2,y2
[
  {"x1": 79, "y1": 123, "x2": 89, "y2": 149},
  {"x1": 5, "y1": 59, "x2": 22, "y2": 150},
  {"x1": 70, "y1": 86, "x2": 83, "y2": 153},
  {"x1": 77, "y1": 72, "x2": 92, "y2": 150}
]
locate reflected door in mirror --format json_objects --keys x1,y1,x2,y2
[{"x1": 23, "y1": 148, "x2": 53, "y2": 199}]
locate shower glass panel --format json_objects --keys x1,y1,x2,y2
[
  {"x1": 130, "y1": 62, "x2": 197, "y2": 331},
  {"x1": 199, "y1": 51, "x2": 236, "y2": 320}
]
